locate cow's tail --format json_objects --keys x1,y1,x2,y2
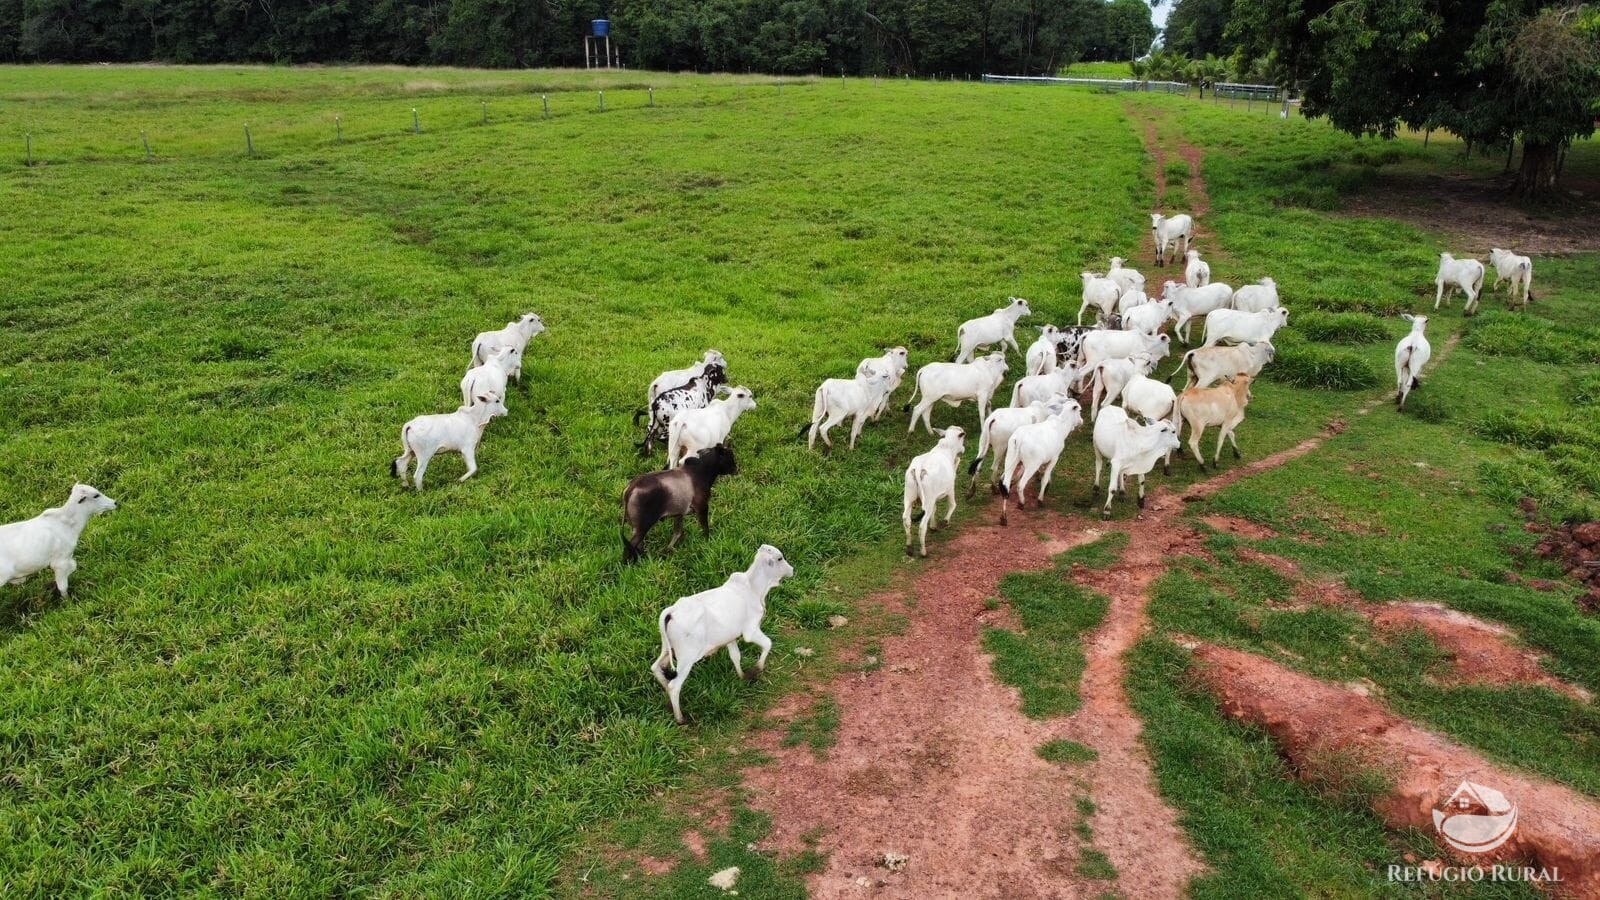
[
  {"x1": 632, "y1": 407, "x2": 648, "y2": 428},
  {"x1": 903, "y1": 376, "x2": 921, "y2": 413},
  {"x1": 1165, "y1": 349, "x2": 1197, "y2": 383},
  {"x1": 391, "y1": 424, "x2": 412, "y2": 477},
  {"x1": 656, "y1": 609, "x2": 678, "y2": 679},
  {"x1": 968, "y1": 417, "x2": 993, "y2": 475},
  {"x1": 1522, "y1": 261, "x2": 1535, "y2": 302}
]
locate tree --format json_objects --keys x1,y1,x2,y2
[
  {"x1": 1230, "y1": 0, "x2": 1600, "y2": 196},
  {"x1": 1162, "y1": 0, "x2": 1235, "y2": 58}
]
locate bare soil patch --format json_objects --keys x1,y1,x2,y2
[
  {"x1": 1368, "y1": 602, "x2": 1590, "y2": 701},
  {"x1": 1190, "y1": 643, "x2": 1600, "y2": 895},
  {"x1": 1531, "y1": 520, "x2": 1600, "y2": 615},
  {"x1": 1341, "y1": 173, "x2": 1600, "y2": 255}
]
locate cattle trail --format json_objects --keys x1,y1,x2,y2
[{"x1": 725, "y1": 112, "x2": 1472, "y2": 897}]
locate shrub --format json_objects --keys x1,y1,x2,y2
[
  {"x1": 1479, "y1": 454, "x2": 1598, "y2": 524},
  {"x1": 1471, "y1": 411, "x2": 1596, "y2": 451},
  {"x1": 1464, "y1": 311, "x2": 1600, "y2": 365},
  {"x1": 1264, "y1": 334, "x2": 1380, "y2": 389},
  {"x1": 1292, "y1": 311, "x2": 1391, "y2": 344}
]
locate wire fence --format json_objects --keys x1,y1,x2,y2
[
  {"x1": 981, "y1": 74, "x2": 1190, "y2": 94},
  {"x1": 983, "y1": 72, "x2": 1302, "y2": 120}
]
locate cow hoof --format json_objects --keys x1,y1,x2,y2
[
  {"x1": 999, "y1": 514, "x2": 1009, "y2": 526},
  {"x1": 905, "y1": 544, "x2": 915, "y2": 557},
  {"x1": 1101, "y1": 510, "x2": 1112, "y2": 520},
  {"x1": 1137, "y1": 496, "x2": 1147, "y2": 508}
]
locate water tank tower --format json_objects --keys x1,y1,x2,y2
[{"x1": 585, "y1": 19, "x2": 619, "y2": 69}]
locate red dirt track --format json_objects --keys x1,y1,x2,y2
[{"x1": 1191, "y1": 643, "x2": 1600, "y2": 895}]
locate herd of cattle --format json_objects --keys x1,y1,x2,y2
[{"x1": 0, "y1": 209, "x2": 1539, "y2": 724}]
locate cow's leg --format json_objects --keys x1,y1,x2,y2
[
  {"x1": 666, "y1": 515, "x2": 687, "y2": 550},
  {"x1": 457, "y1": 445, "x2": 478, "y2": 483},
  {"x1": 665, "y1": 658, "x2": 696, "y2": 725},
  {"x1": 745, "y1": 626, "x2": 773, "y2": 676},
  {"x1": 52, "y1": 557, "x2": 76, "y2": 597},
  {"x1": 726, "y1": 642, "x2": 745, "y2": 680},
  {"x1": 919, "y1": 507, "x2": 933, "y2": 557},
  {"x1": 849, "y1": 412, "x2": 867, "y2": 449},
  {"x1": 412, "y1": 449, "x2": 434, "y2": 491},
  {"x1": 1189, "y1": 425, "x2": 1207, "y2": 467}
]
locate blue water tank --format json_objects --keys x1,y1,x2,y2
[{"x1": 591, "y1": 19, "x2": 610, "y2": 36}]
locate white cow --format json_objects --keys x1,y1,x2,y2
[
  {"x1": 808, "y1": 366, "x2": 893, "y2": 450},
  {"x1": 668, "y1": 387, "x2": 756, "y2": 468},
  {"x1": 392, "y1": 392, "x2": 510, "y2": 490},
  {"x1": 1184, "y1": 250, "x2": 1211, "y2": 288},
  {"x1": 966, "y1": 393, "x2": 1074, "y2": 496},
  {"x1": 1151, "y1": 213, "x2": 1194, "y2": 267},
  {"x1": 1092, "y1": 406, "x2": 1180, "y2": 516},
  {"x1": 0, "y1": 484, "x2": 117, "y2": 597},
  {"x1": 651, "y1": 544, "x2": 794, "y2": 724},
  {"x1": 1434, "y1": 253, "x2": 1486, "y2": 315},
  {"x1": 1488, "y1": 248, "x2": 1534, "y2": 309},
  {"x1": 470, "y1": 313, "x2": 545, "y2": 384},
  {"x1": 858, "y1": 347, "x2": 910, "y2": 420},
  {"x1": 1164, "y1": 281, "x2": 1234, "y2": 343},
  {"x1": 905, "y1": 353, "x2": 1009, "y2": 435},
  {"x1": 1025, "y1": 326, "x2": 1063, "y2": 376},
  {"x1": 460, "y1": 346, "x2": 520, "y2": 408},
  {"x1": 903, "y1": 427, "x2": 966, "y2": 557},
  {"x1": 1201, "y1": 307, "x2": 1290, "y2": 348},
  {"x1": 1106, "y1": 257, "x2": 1147, "y2": 297},
  {"x1": 1121, "y1": 299, "x2": 1172, "y2": 336},
  {"x1": 1395, "y1": 314, "x2": 1432, "y2": 412},
  {"x1": 956, "y1": 298, "x2": 1031, "y2": 363},
  {"x1": 1078, "y1": 274, "x2": 1122, "y2": 326},
  {"x1": 1086, "y1": 353, "x2": 1154, "y2": 419},
  {"x1": 998, "y1": 402, "x2": 1084, "y2": 525},
  {"x1": 1231, "y1": 277, "x2": 1280, "y2": 313},
  {"x1": 1167, "y1": 341, "x2": 1276, "y2": 389}
]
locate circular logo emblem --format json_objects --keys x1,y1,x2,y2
[{"x1": 1432, "y1": 781, "x2": 1518, "y2": 854}]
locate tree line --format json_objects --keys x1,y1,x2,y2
[
  {"x1": 0, "y1": 0, "x2": 1154, "y2": 76},
  {"x1": 1161, "y1": 0, "x2": 1600, "y2": 195}
]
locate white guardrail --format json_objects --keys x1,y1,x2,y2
[{"x1": 981, "y1": 74, "x2": 1190, "y2": 93}]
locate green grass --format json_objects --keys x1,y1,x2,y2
[
  {"x1": 779, "y1": 696, "x2": 840, "y2": 756},
  {"x1": 1037, "y1": 739, "x2": 1099, "y2": 764},
  {"x1": 1060, "y1": 61, "x2": 1139, "y2": 79},
  {"x1": 1057, "y1": 531, "x2": 1128, "y2": 569},
  {"x1": 3, "y1": 64, "x2": 1600, "y2": 894},
  {"x1": 983, "y1": 574, "x2": 1109, "y2": 719}
]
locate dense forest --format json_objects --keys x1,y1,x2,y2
[{"x1": 0, "y1": 0, "x2": 1155, "y2": 75}]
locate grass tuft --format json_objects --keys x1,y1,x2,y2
[
  {"x1": 983, "y1": 574, "x2": 1110, "y2": 719},
  {"x1": 1037, "y1": 739, "x2": 1099, "y2": 764},
  {"x1": 1291, "y1": 311, "x2": 1391, "y2": 345}
]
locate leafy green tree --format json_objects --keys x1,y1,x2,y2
[
  {"x1": 1231, "y1": 0, "x2": 1600, "y2": 195},
  {"x1": 1163, "y1": 0, "x2": 1235, "y2": 58}
]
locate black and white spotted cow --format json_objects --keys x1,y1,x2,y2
[
  {"x1": 634, "y1": 363, "x2": 729, "y2": 456},
  {"x1": 1053, "y1": 327, "x2": 1094, "y2": 370}
]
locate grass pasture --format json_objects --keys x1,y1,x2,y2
[{"x1": 1, "y1": 66, "x2": 1599, "y2": 896}]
